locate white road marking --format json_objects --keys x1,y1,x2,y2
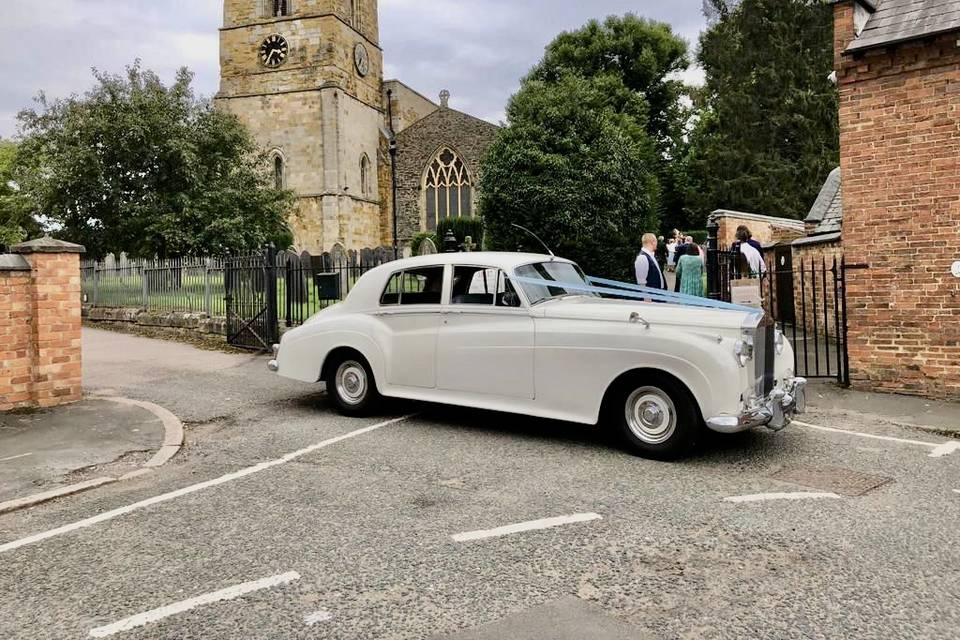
[
  {"x1": 793, "y1": 420, "x2": 959, "y2": 457},
  {"x1": 0, "y1": 452, "x2": 33, "y2": 463},
  {"x1": 0, "y1": 415, "x2": 415, "y2": 555},
  {"x1": 88, "y1": 571, "x2": 300, "y2": 638},
  {"x1": 724, "y1": 492, "x2": 841, "y2": 503},
  {"x1": 304, "y1": 610, "x2": 333, "y2": 626},
  {"x1": 451, "y1": 513, "x2": 602, "y2": 542}
]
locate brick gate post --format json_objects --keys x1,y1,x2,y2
[{"x1": 9, "y1": 237, "x2": 86, "y2": 409}]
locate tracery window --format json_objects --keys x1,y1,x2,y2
[{"x1": 424, "y1": 148, "x2": 473, "y2": 231}]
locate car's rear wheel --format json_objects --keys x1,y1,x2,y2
[
  {"x1": 612, "y1": 377, "x2": 698, "y2": 459},
  {"x1": 325, "y1": 354, "x2": 381, "y2": 416}
]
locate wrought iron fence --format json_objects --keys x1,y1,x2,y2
[
  {"x1": 82, "y1": 246, "x2": 397, "y2": 348},
  {"x1": 705, "y1": 244, "x2": 849, "y2": 385}
]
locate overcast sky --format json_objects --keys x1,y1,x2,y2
[{"x1": 0, "y1": 0, "x2": 707, "y2": 139}]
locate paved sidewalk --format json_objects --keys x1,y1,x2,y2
[
  {"x1": 807, "y1": 380, "x2": 960, "y2": 435},
  {"x1": 0, "y1": 399, "x2": 166, "y2": 505}
]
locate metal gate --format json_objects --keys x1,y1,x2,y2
[
  {"x1": 225, "y1": 246, "x2": 279, "y2": 351},
  {"x1": 706, "y1": 245, "x2": 850, "y2": 385}
]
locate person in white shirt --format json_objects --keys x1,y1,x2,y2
[
  {"x1": 739, "y1": 240, "x2": 766, "y2": 276},
  {"x1": 666, "y1": 238, "x2": 677, "y2": 271},
  {"x1": 635, "y1": 233, "x2": 667, "y2": 290}
]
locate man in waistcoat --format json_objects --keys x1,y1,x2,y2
[{"x1": 635, "y1": 233, "x2": 667, "y2": 290}]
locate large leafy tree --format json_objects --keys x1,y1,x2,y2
[
  {"x1": 688, "y1": 0, "x2": 838, "y2": 221},
  {"x1": 0, "y1": 139, "x2": 40, "y2": 249},
  {"x1": 15, "y1": 63, "x2": 294, "y2": 258},
  {"x1": 480, "y1": 74, "x2": 660, "y2": 280},
  {"x1": 526, "y1": 14, "x2": 693, "y2": 231}
]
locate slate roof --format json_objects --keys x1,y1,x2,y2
[
  {"x1": 805, "y1": 167, "x2": 843, "y2": 235},
  {"x1": 847, "y1": 0, "x2": 960, "y2": 51}
]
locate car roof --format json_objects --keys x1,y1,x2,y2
[{"x1": 387, "y1": 252, "x2": 574, "y2": 270}]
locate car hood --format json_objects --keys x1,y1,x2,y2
[{"x1": 536, "y1": 296, "x2": 760, "y2": 330}]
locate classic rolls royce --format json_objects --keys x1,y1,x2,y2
[{"x1": 269, "y1": 252, "x2": 806, "y2": 458}]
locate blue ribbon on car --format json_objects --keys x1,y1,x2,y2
[{"x1": 511, "y1": 275, "x2": 758, "y2": 312}]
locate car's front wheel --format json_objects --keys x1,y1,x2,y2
[
  {"x1": 325, "y1": 354, "x2": 382, "y2": 416},
  {"x1": 613, "y1": 377, "x2": 698, "y2": 459}
]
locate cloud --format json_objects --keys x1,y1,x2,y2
[{"x1": 0, "y1": 0, "x2": 707, "y2": 138}]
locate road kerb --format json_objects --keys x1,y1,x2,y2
[
  {"x1": 0, "y1": 478, "x2": 118, "y2": 516},
  {"x1": 0, "y1": 396, "x2": 185, "y2": 516}
]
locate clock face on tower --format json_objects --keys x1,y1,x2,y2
[
  {"x1": 354, "y1": 43, "x2": 370, "y2": 77},
  {"x1": 259, "y1": 34, "x2": 288, "y2": 68}
]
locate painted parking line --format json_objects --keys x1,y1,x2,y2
[
  {"x1": 793, "y1": 420, "x2": 960, "y2": 458},
  {"x1": 724, "y1": 492, "x2": 841, "y2": 503},
  {"x1": 0, "y1": 415, "x2": 415, "y2": 555},
  {"x1": 0, "y1": 452, "x2": 33, "y2": 463},
  {"x1": 451, "y1": 513, "x2": 603, "y2": 542},
  {"x1": 304, "y1": 610, "x2": 334, "y2": 626},
  {"x1": 88, "y1": 571, "x2": 300, "y2": 638}
]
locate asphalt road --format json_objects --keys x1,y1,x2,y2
[{"x1": 1, "y1": 329, "x2": 958, "y2": 639}]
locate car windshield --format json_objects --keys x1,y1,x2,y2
[{"x1": 514, "y1": 261, "x2": 597, "y2": 305}]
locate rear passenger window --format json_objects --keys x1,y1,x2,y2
[{"x1": 380, "y1": 266, "x2": 444, "y2": 306}]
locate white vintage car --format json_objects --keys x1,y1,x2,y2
[{"x1": 270, "y1": 252, "x2": 805, "y2": 458}]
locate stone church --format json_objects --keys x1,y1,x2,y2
[{"x1": 215, "y1": 0, "x2": 499, "y2": 253}]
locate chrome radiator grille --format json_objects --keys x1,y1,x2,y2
[{"x1": 754, "y1": 322, "x2": 775, "y2": 396}]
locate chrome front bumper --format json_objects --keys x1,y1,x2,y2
[{"x1": 706, "y1": 377, "x2": 807, "y2": 434}]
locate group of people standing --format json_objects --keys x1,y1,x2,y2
[
  {"x1": 634, "y1": 230, "x2": 705, "y2": 297},
  {"x1": 634, "y1": 224, "x2": 767, "y2": 300}
]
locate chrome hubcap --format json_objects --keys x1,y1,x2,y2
[
  {"x1": 625, "y1": 387, "x2": 677, "y2": 444},
  {"x1": 335, "y1": 361, "x2": 367, "y2": 405}
]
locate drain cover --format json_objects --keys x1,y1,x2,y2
[{"x1": 770, "y1": 466, "x2": 892, "y2": 496}]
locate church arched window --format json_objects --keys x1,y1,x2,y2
[
  {"x1": 351, "y1": 0, "x2": 362, "y2": 30},
  {"x1": 274, "y1": 0, "x2": 289, "y2": 17},
  {"x1": 360, "y1": 154, "x2": 371, "y2": 197},
  {"x1": 424, "y1": 147, "x2": 473, "y2": 231},
  {"x1": 273, "y1": 154, "x2": 285, "y2": 189}
]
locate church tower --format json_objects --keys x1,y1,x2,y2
[{"x1": 216, "y1": 0, "x2": 385, "y2": 252}]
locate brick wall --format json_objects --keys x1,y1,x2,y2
[
  {"x1": 711, "y1": 211, "x2": 805, "y2": 249},
  {"x1": 836, "y1": 13, "x2": 960, "y2": 397},
  {"x1": 0, "y1": 239, "x2": 85, "y2": 412}
]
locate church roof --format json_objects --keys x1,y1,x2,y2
[
  {"x1": 805, "y1": 167, "x2": 843, "y2": 235},
  {"x1": 846, "y1": 0, "x2": 960, "y2": 52}
]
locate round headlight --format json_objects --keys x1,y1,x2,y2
[
  {"x1": 734, "y1": 339, "x2": 753, "y2": 368},
  {"x1": 775, "y1": 330, "x2": 785, "y2": 355}
]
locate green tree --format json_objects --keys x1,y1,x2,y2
[
  {"x1": 688, "y1": 0, "x2": 839, "y2": 221},
  {"x1": 0, "y1": 139, "x2": 40, "y2": 248},
  {"x1": 526, "y1": 14, "x2": 693, "y2": 231},
  {"x1": 480, "y1": 74, "x2": 660, "y2": 280},
  {"x1": 15, "y1": 62, "x2": 294, "y2": 258}
]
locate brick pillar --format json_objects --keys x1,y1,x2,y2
[
  {"x1": 8, "y1": 237, "x2": 86, "y2": 409},
  {"x1": 0, "y1": 255, "x2": 34, "y2": 411}
]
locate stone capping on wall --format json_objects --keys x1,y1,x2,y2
[
  {"x1": 10, "y1": 236, "x2": 86, "y2": 254},
  {"x1": 791, "y1": 232, "x2": 842, "y2": 248},
  {"x1": 710, "y1": 209, "x2": 806, "y2": 232},
  {"x1": 0, "y1": 255, "x2": 31, "y2": 271}
]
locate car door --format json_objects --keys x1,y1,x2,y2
[
  {"x1": 376, "y1": 265, "x2": 444, "y2": 389},
  {"x1": 436, "y1": 266, "x2": 535, "y2": 399}
]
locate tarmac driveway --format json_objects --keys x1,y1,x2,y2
[{"x1": 0, "y1": 328, "x2": 957, "y2": 639}]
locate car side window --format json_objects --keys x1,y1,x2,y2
[
  {"x1": 450, "y1": 266, "x2": 522, "y2": 308},
  {"x1": 380, "y1": 266, "x2": 444, "y2": 306}
]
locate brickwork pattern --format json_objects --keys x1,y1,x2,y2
[
  {"x1": 0, "y1": 270, "x2": 33, "y2": 410},
  {"x1": 714, "y1": 214, "x2": 805, "y2": 249},
  {"x1": 0, "y1": 244, "x2": 84, "y2": 412},
  {"x1": 836, "y1": 10, "x2": 960, "y2": 397}
]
